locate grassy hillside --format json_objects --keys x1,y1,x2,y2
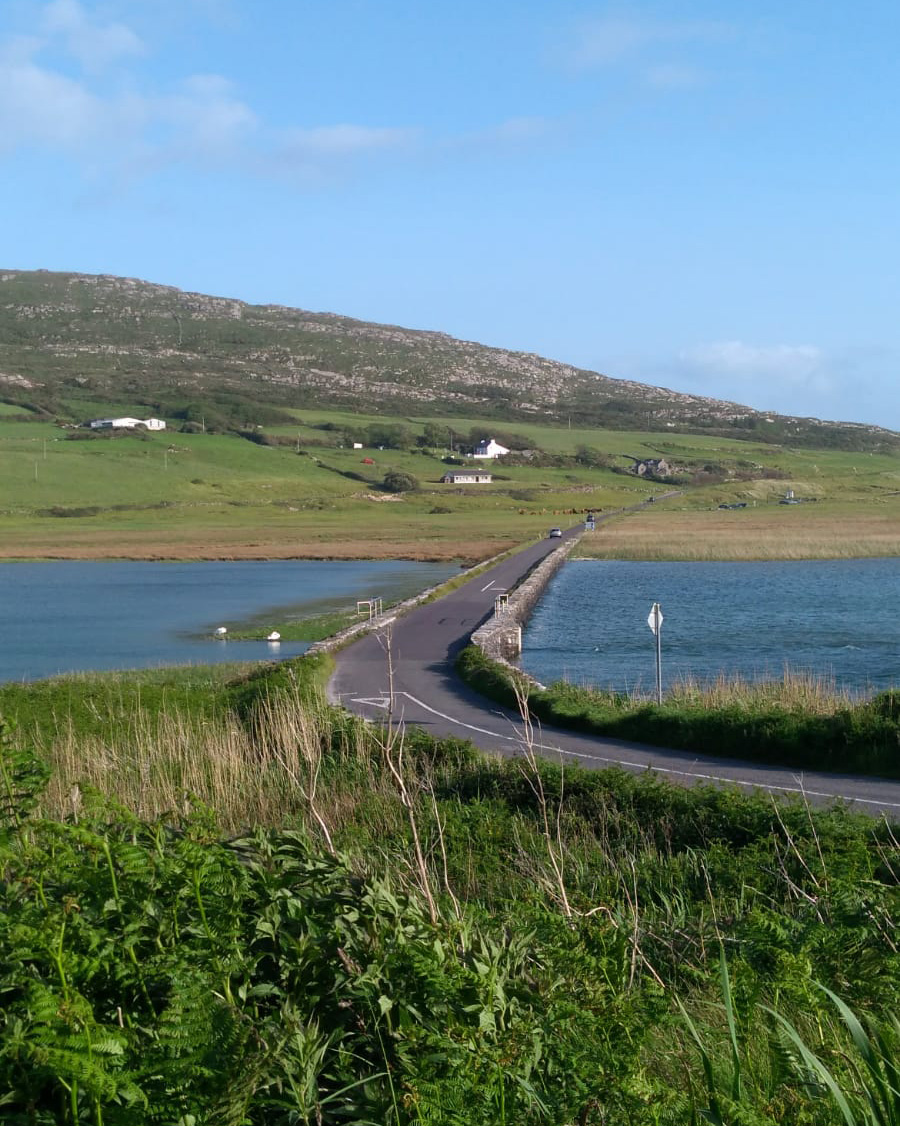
[
  {"x1": 2, "y1": 268, "x2": 899, "y2": 452},
  {"x1": 2, "y1": 406, "x2": 900, "y2": 560}
]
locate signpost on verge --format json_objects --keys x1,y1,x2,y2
[{"x1": 647, "y1": 602, "x2": 663, "y2": 704}]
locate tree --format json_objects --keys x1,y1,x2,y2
[
  {"x1": 366, "y1": 423, "x2": 413, "y2": 450},
  {"x1": 420, "y1": 422, "x2": 450, "y2": 449},
  {"x1": 382, "y1": 470, "x2": 419, "y2": 493}
]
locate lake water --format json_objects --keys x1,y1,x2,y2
[
  {"x1": 0, "y1": 559, "x2": 458, "y2": 683},
  {"x1": 520, "y1": 559, "x2": 900, "y2": 695}
]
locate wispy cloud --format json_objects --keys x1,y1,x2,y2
[
  {"x1": 563, "y1": 13, "x2": 736, "y2": 90},
  {"x1": 280, "y1": 124, "x2": 418, "y2": 157},
  {"x1": 645, "y1": 63, "x2": 705, "y2": 90},
  {"x1": 571, "y1": 15, "x2": 735, "y2": 68},
  {"x1": 0, "y1": 1, "x2": 421, "y2": 185},
  {"x1": 680, "y1": 341, "x2": 827, "y2": 386},
  {"x1": 613, "y1": 341, "x2": 899, "y2": 428},
  {"x1": 41, "y1": 0, "x2": 143, "y2": 71},
  {"x1": 672, "y1": 340, "x2": 842, "y2": 417},
  {"x1": 0, "y1": 1, "x2": 554, "y2": 192}
]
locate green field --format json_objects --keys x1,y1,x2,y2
[{"x1": 2, "y1": 407, "x2": 900, "y2": 561}]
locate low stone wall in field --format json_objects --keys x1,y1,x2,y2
[{"x1": 470, "y1": 536, "x2": 579, "y2": 666}]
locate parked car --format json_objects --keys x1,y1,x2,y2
[{"x1": 548, "y1": 527, "x2": 562, "y2": 538}]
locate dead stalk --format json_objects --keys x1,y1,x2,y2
[
  {"x1": 511, "y1": 680, "x2": 573, "y2": 920},
  {"x1": 377, "y1": 625, "x2": 439, "y2": 925}
]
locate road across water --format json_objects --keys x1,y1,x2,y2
[{"x1": 329, "y1": 528, "x2": 900, "y2": 817}]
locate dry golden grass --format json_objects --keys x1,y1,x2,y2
[
  {"x1": 34, "y1": 691, "x2": 402, "y2": 837},
  {"x1": 0, "y1": 532, "x2": 508, "y2": 563},
  {"x1": 665, "y1": 669, "x2": 861, "y2": 713},
  {"x1": 579, "y1": 506, "x2": 900, "y2": 560}
]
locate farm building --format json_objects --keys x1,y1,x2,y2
[
  {"x1": 88, "y1": 417, "x2": 166, "y2": 431},
  {"x1": 441, "y1": 471, "x2": 493, "y2": 484},
  {"x1": 472, "y1": 438, "x2": 509, "y2": 459}
]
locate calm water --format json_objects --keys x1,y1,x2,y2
[
  {"x1": 0, "y1": 559, "x2": 458, "y2": 683},
  {"x1": 520, "y1": 559, "x2": 900, "y2": 694}
]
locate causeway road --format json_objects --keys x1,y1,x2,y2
[{"x1": 329, "y1": 528, "x2": 900, "y2": 819}]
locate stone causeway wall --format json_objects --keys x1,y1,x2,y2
[
  {"x1": 470, "y1": 536, "x2": 580, "y2": 672},
  {"x1": 308, "y1": 550, "x2": 510, "y2": 657}
]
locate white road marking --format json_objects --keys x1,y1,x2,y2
[
  {"x1": 392, "y1": 691, "x2": 900, "y2": 811},
  {"x1": 350, "y1": 696, "x2": 391, "y2": 709},
  {"x1": 481, "y1": 581, "x2": 496, "y2": 591}
]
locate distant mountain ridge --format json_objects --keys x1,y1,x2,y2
[{"x1": 0, "y1": 268, "x2": 895, "y2": 451}]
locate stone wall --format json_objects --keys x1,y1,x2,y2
[
  {"x1": 470, "y1": 536, "x2": 579, "y2": 672},
  {"x1": 308, "y1": 549, "x2": 511, "y2": 657}
]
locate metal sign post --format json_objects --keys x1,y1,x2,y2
[{"x1": 646, "y1": 602, "x2": 663, "y2": 704}]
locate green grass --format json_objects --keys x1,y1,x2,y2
[
  {"x1": 3, "y1": 403, "x2": 900, "y2": 562},
  {"x1": 226, "y1": 607, "x2": 360, "y2": 642},
  {"x1": 2, "y1": 657, "x2": 899, "y2": 1124},
  {"x1": 457, "y1": 644, "x2": 900, "y2": 777}
]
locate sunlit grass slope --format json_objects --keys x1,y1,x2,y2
[{"x1": 2, "y1": 406, "x2": 900, "y2": 560}]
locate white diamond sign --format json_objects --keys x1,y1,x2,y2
[{"x1": 647, "y1": 603, "x2": 663, "y2": 635}]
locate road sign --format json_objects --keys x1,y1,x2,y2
[{"x1": 647, "y1": 603, "x2": 663, "y2": 704}]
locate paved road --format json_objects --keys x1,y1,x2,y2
[{"x1": 329, "y1": 527, "x2": 900, "y2": 819}]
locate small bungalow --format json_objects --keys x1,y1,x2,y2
[
  {"x1": 441, "y1": 471, "x2": 493, "y2": 484},
  {"x1": 472, "y1": 438, "x2": 509, "y2": 459},
  {"x1": 88, "y1": 417, "x2": 166, "y2": 431}
]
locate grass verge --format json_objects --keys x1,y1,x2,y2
[{"x1": 456, "y1": 644, "x2": 900, "y2": 777}]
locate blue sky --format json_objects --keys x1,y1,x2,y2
[{"x1": 2, "y1": 0, "x2": 899, "y2": 429}]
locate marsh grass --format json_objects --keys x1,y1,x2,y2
[
  {"x1": 666, "y1": 668, "x2": 862, "y2": 714},
  {"x1": 578, "y1": 507, "x2": 900, "y2": 561},
  {"x1": 458, "y1": 645, "x2": 900, "y2": 776}
]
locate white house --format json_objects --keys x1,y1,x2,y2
[
  {"x1": 441, "y1": 471, "x2": 492, "y2": 484},
  {"x1": 472, "y1": 438, "x2": 509, "y2": 459},
  {"x1": 88, "y1": 417, "x2": 166, "y2": 431}
]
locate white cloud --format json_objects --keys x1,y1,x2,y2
[
  {"x1": 41, "y1": 0, "x2": 143, "y2": 70},
  {"x1": 156, "y1": 75, "x2": 258, "y2": 157},
  {"x1": 645, "y1": 63, "x2": 705, "y2": 89},
  {"x1": 680, "y1": 341, "x2": 826, "y2": 386},
  {"x1": 0, "y1": 3, "x2": 539, "y2": 188},
  {"x1": 0, "y1": 46, "x2": 105, "y2": 150},
  {"x1": 571, "y1": 15, "x2": 734, "y2": 68},
  {"x1": 457, "y1": 115, "x2": 550, "y2": 147},
  {"x1": 612, "y1": 342, "x2": 900, "y2": 429},
  {"x1": 0, "y1": 7, "x2": 415, "y2": 184},
  {"x1": 281, "y1": 124, "x2": 418, "y2": 157}
]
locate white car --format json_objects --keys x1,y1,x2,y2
[{"x1": 548, "y1": 528, "x2": 562, "y2": 538}]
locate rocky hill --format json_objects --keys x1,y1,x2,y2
[{"x1": 0, "y1": 268, "x2": 895, "y2": 451}]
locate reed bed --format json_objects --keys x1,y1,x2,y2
[
  {"x1": 663, "y1": 668, "x2": 862, "y2": 714},
  {"x1": 30, "y1": 691, "x2": 383, "y2": 835},
  {"x1": 579, "y1": 508, "x2": 900, "y2": 560}
]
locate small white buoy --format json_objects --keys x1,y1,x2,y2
[
  {"x1": 215, "y1": 626, "x2": 227, "y2": 637},
  {"x1": 266, "y1": 631, "x2": 281, "y2": 641}
]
